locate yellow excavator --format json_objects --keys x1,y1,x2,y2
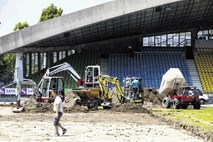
[
  {"x1": 72, "y1": 75, "x2": 144, "y2": 109},
  {"x1": 98, "y1": 75, "x2": 125, "y2": 104}
]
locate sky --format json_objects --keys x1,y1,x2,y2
[{"x1": 0, "y1": 0, "x2": 113, "y2": 37}]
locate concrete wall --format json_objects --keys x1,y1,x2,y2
[{"x1": 0, "y1": 0, "x2": 181, "y2": 54}]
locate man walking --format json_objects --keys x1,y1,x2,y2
[{"x1": 51, "y1": 89, "x2": 67, "y2": 136}]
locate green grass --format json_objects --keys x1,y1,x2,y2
[{"x1": 151, "y1": 107, "x2": 213, "y2": 133}]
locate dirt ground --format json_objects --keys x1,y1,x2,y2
[{"x1": 0, "y1": 106, "x2": 204, "y2": 142}]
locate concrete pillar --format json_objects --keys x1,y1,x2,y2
[
  {"x1": 23, "y1": 53, "x2": 26, "y2": 77},
  {"x1": 47, "y1": 51, "x2": 53, "y2": 68},
  {"x1": 65, "y1": 50, "x2": 68, "y2": 58},
  {"x1": 38, "y1": 53, "x2": 41, "y2": 71},
  {"x1": 14, "y1": 52, "x2": 24, "y2": 82},
  {"x1": 191, "y1": 30, "x2": 198, "y2": 48},
  {"x1": 29, "y1": 53, "x2": 32, "y2": 75},
  {"x1": 57, "y1": 51, "x2": 59, "y2": 62}
]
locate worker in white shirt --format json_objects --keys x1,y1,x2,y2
[{"x1": 51, "y1": 88, "x2": 67, "y2": 136}]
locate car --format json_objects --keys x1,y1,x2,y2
[{"x1": 196, "y1": 89, "x2": 209, "y2": 104}]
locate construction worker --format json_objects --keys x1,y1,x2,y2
[
  {"x1": 131, "y1": 79, "x2": 139, "y2": 99},
  {"x1": 51, "y1": 89, "x2": 67, "y2": 136}
]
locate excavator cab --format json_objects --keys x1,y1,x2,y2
[
  {"x1": 123, "y1": 77, "x2": 144, "y2": 103},
  {"x1": 84, "y1": 65, "x2": 101, "y2": 88},
  {"x1": 38, "y1": 77, "x2": 64, "y2": 102}
]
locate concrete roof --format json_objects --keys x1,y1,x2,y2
[{"x1": 1, "y1": 0, "x2": 213, "y2": 54}]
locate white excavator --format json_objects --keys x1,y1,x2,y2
[{"x1": 12, "y1": 62, "x2": 101, "y2": 112}]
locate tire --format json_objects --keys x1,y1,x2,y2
[
  {"x1": 75, "y1": 99, "x2": 82, "y2": 105},
  {"x1": 173, "y1": 98, "x2": 180, "y2": 109},
  {"x1": 88, "y1": 100, "x2": 99, "y2": 109},
  {"x1": 162, "y1": 97, "x2": 171, "y2": 108},
  {"x1": 199, "y1": 99, "x2": 205, "y2": 105},
  {"x1": 194, "y1": 102, "x2": 201, "y2": 109}
]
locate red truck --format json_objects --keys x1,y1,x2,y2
[{"x1": 162, "y1": 86, "x2": 200, "y2": 109}]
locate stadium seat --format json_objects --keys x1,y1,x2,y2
[
  {"x1": 195, "y1": 54, "x2": 213, "y2": 93},
  {"x1": 109, "y1": 51, "x2": 192, "y2": 88}
]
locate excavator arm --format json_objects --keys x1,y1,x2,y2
[
  {"x1": 43, "y1": 62, "x2": 81, "y2": 82},
  {"x1": 36, "y1": 62, "x2": 83, "y2": 101},
  {"x1": 98, "y1": 75, "x2": 125, "y2": 103}
]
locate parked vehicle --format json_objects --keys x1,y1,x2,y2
[{"x1": 196, "y1": 89, "x2": 209, "y2": 104}]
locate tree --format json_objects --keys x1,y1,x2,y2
[
  {"x1": 0, "y1": 56, "x2": 7, "y2": 74},
  {"x1": 13, "y1": 22, "x2": 29, "y2": 32},
  {"x1": 2, "y1": 53, "x2": 16, "y2": 72},
  {"x1": 39, "y1": 3, "x2": 63, "y2": 22},
  {"x1": 1, "y1": 22, "x2": 29, "y2": 75},
  {"x1": 0, "y1": 54, "x2": 15, "y2": 85}
]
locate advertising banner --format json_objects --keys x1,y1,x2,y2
[{"x1": 0, "y1": 88, "x2": 33, "y2": 95}]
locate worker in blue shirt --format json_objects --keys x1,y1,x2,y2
[{"x1": 131, "y1": 79, "x2": 139, "y2": 99}]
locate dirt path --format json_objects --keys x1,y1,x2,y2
[{"x1": 0, "y1": 106, "x2": 203, "y2": 142}]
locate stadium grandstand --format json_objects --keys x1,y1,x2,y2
[{"x1": 0, "y1": 0, "x2": 213, "y2": 103}]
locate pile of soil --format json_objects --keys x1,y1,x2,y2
[
  {"x1": 63, "y1": 92, "x2": 89, "y2": 113},
  {"x1": 23, "y1": 98, "x2": 53, "y2": 113},
  {"x1": 143, "y1": 88, "x2": 166, "y2": 106},
  {"x1": 21, "y1": 91, "x2": 88, "y2": 113},
  {"x1": 111, "y1": 102, "x2": 150, "y2": 113},
  {"x1": 109, "y1": 87, "x2": 164, "y2": 112},
  {"x1": 111, "y1": 87, "x2": 165, "y2": 107},
  {"x1": 63, "y1": 91, "x2": 76, "y2": 111},
  {"x1": 64, "y1": 104, "x2": 89, "y2": 113}
]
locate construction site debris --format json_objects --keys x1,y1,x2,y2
[
  {"x1": 63, "y1": 91, "x2": 89, "y2": 113},
  {"x1": 143, "y1": 88, "x2": 166, "y2": 106},
  {"x1": 23, "y1": 98, "x2": 52, "y2": 113},
  {"x1": 111, "y1": 102, "x2": 150, "y2": 113},
  {"x1": 21, "y1": 87, "x2": 166, "y2": 113}
]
